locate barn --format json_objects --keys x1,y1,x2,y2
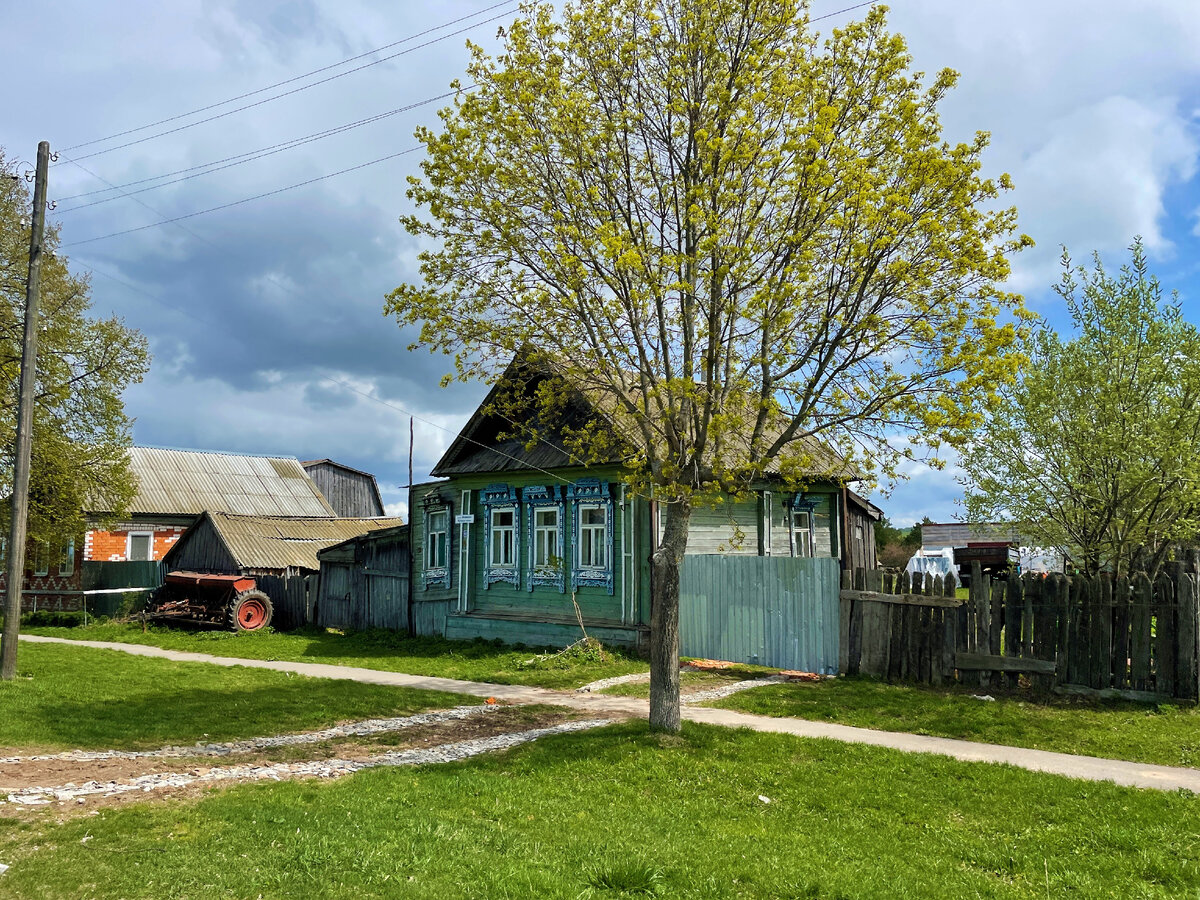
[
  {"x1": 162, "y1": 512, "x2": 403, "y2": 628},
  {"x1": 300, "y1": 459, "x2": 386, "y2": 517},
  {"x1": 313, "y1": 524, "x2": 410, "y2": 632}
]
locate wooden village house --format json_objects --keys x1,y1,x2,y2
[{"x1": 407, "y1": 362, "x2": 880, "y2": 654}]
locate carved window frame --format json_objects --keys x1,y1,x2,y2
[
  {"x1": 523, "y1": 484, "x2": 565, "y2": 592},
  {"x1": 789, "y1": 493, "x2": 818, "y2": 559},
  {"x1": 567, "y1": 478, "x2": 614, "y2": 595},
  {"x1": 481, "y1": 483, "x2": 520, "y2": 588},
  {"x1": 421, "y1": 492, "x2": 452, "y2": 590}
]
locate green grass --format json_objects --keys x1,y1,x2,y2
[
  {"x1": 714, "y1": 676, "x2": 1200, "y2": 768},
  {"x1": 24, "y1": 623, "x2": 648, "y2": 689},
  {"x1": 0, "y1": 642, "x2": 466, "y2": 752},
  {"x1": 1, "y1": 722, "x2": 1197, "y2": 898},
  {"x1": 601, "y1": 670, "x2": 744, "y2": 698}
]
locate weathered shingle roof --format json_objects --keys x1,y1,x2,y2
[
  {"x1": 123, "y1": 447, "x2": 337, "y2": 518},
  {"x1": 200, "y1": 512, "x2": 405, "y2": 570}
]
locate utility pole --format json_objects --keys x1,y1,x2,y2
[{"x1": 1, "y1": 141, "x2": 50, "y2": 680}]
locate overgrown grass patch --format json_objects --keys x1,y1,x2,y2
[
  {"x1": 714, "y1": 676, "x2": 1200, "y2": 767},
  {"x1": 24, "y1": 623, "x2": 648, "y2": 689},
  {"x1": 0, "y1": 642, "x2": 466, "y2": 752},
  {"x1": 1, "y1": 722, "x2": 1197, "y2": 898}
]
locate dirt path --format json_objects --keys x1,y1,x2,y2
[{"x1": 22, "y1": 634, "x2": 1200, "y2": 793}]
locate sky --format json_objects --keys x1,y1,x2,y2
[{"x1": 4, "y1": 0, "x2": 1200, "y2": 526}]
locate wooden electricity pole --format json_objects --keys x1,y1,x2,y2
[{"x1": 1, "y1": 141, "x2": 50, "y2": 680}]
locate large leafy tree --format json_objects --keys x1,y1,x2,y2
[
  {"x1": 389, "y1": 0, "x2": 1029, "y2": 731},
  {"x1": 962, "y1": 240, "x2": 1200, "y2": 578},
  {"x1": 1, "y1": 149, "x2": 150, "y2": 560}
]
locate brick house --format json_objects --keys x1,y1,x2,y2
[{"x1": 7, "y1": 446, "x2": 341, "y2": 613}]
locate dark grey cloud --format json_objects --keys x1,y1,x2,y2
[{"x1": 6, "y1": 0, "x2": 1200, "y2": 526}]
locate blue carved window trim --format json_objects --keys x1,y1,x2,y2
[
  {"x1": 567, "y1": 478, "x2": 614, "y2": 595},
  {"x1": 522, "y1": 485, "x2": 565, "y2": 592},
  {"x1": 481, "y1": 483, "x2": 520, "y2": 588},
  {"x1": 421, "y1": 492, "x2": 452, "y2": 590},
  {"x1": 790, "y1": 492, "x2": 818, "y2": 558}
]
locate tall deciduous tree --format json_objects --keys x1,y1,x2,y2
[
  {"x1": 389, "y1": 0, "x2": 1029, "y2": 731},
  {"x1": 962, "y1": 239, "x2": 1200, "y2": 578},
  {"x1": 1, "y1": 150, "x2": 150, "y2": 561}
]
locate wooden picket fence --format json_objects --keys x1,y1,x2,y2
[{"x1": 839, "y1": 560, "x2": 1200, "y2": 701}]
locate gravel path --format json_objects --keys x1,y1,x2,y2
[
  {"x1": 4, "y1": 719, "x2": 613, "y2": 805},
  {"x1": 681, "y1": 676, "x2": 786, "y2": 704},
  {"x1": 0, "y1": 705, "x2": 498, "y2": 765},
  {"x1": 23, "y1": 634, "x2": 1200, "y2": 793}
]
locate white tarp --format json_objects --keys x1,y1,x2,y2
[{"x1": 905, "y1": 547, "x2": 956, "y2": 579}]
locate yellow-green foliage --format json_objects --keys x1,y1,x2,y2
[
  {"x1": 963, "y1": 239, "x2": 1200, "y2": 577},
  {"x1": 0, "y1": 149, "x2": 149, "y2": 553},
  {"x1": 388, "y1": 0, "x2": 1030, "y2": 503}
]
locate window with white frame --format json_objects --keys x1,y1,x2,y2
[
  {"x1": 421, "y1": 494, "x2": 452, "y2": 590},
  {"x1": 533, "y1": 507, "x2": 560, "y2": 568},
  {"x1": 58, "y1": 538, "x2": 75, "y2": 576},
  {"x1": 567, "y1": 479, "x2": 614, "y2": 594},
  {"x1": 128, "y1": 532, "x2": 153, "y2": 561},
  {"x1": 791, "y1": 510, "x2": 813, "y2": 557},
  {"x1": 577, "y1": 504, "x2": 608, "y2": 570},
  {"x1": 427, "y1": 510, "x2": 448, "y2": 569},
  {"x1": 490, "y1": 508, "x2": 516, "y2": 568},
  {"x1": 523, "y1": 484, "x2": 564, "y2": 592},
  {"x1": 481, "y1": 483, "x2": 521, "y2": 588}
]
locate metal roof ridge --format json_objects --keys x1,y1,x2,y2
[{"x1": 131, "y1": 444, "x2": 302, "y2": 461}]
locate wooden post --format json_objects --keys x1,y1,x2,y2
[
  {"x1": 1155, "y1": 572, "x2": 1177, "y2": 697},
  {"x1": 1, "y1": 141, "x2": 50, "y2": 682},
  {"x1": 1097, "y1": 576, "x2": 1114, "y2": 688},
  {"x1": 1180, "y1": 571, "x2": 1200, "y2": 701},
  {"x1": 1111, "y1": 576, "x2": 1131, "y2": 689},
  {"x1": 1130, "y1": 573, "x2": 1153, "y2": 692}
]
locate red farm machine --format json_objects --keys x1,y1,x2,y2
[{"x1": 149, "y1": 571, "x2": 274, "y2": 632}]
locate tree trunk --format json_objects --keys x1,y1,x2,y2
[{"x1": 650, "y1": 497, "x2": 691, "y2": 732}]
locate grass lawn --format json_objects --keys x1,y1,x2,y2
[
  {"x1": 1, "y1": 722, "x2": 1198, "y2": 898},
  {"x1": 714, "y1": 676, "x2": 1200, "y2": 768},
  {"x1": 0, "y1": 642, "x2": 466, "y2": 752},
  {"x1": 23, "y1": 623, "x2": 648, "y2": 690}
]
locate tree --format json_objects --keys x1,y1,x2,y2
[
  {"x1": 962, "y1": 239, "x2": 1200, "y2": 578},
  {"x1": 389, "y1": 0, "x2": 1029, "y2": 731},
  {"x1": 0, "y1": 149, "x2": 150, "y2": 566}
]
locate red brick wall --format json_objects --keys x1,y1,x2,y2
[
  {"x1": 84, "y1": 524, "x2": 187, "y2": 562},
  {"x1": 0, "y1": 543, "x2": 85, "y2": 611}
]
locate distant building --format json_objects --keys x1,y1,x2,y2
[
  {"x1": 300, "y1": 459, "x2": 385, "y2": 517},
  {"x1": 920, "y1": 522, "x2": 1065, "y2": 575}
]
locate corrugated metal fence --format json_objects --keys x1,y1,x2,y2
[{"x1": 679, "y1": 555, "x2": 840, "y2": 672}]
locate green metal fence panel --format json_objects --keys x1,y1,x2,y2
[{"x1": 679, "y1": 555, "x2": 840, "y2": 672}]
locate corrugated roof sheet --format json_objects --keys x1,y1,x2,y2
[
  {"x1": 125, "y1": 447, "x2": 337, "y2": 517},
  {"x1": 205, "y1": 513, "x2": 405, "y2": 570}
]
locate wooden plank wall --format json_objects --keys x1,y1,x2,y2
[{"x1": 840, "y1": 559, "x2": 1200, "y2": 701}]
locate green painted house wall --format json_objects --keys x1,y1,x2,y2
[{"x1": 411, "y1": 469, "x2": 846, "y2": 653}]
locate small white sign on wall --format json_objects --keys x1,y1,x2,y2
[{"x1": 455, "y1": 514, "x2": 475, "y2": 525}]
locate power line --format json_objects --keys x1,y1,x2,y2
[
  {"x1": 62, "y1": 9, "x2": 515, "y2": 162},
  {"x1": 60, "y1": 0, "x2": 517, "y2": 154},
  {"x1": 62, "y1": 147, "x2": 422, "y2": 248},
  {"x1": 54, "y1": 88, "x2": 468, "y2": 209}
]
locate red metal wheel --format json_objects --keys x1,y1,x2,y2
[{"x1": 228, "y1": 590, "x2": 273, "y2": 632}]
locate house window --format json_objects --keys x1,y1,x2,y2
[
  {"x1": 567, "y1": 479, "x2": 615, "y2": 594},
  {"x1": 58, "y1": 538, "x2": 75, "y2": 576},
  {"x1": 534, "y1": 508, "x2": 560, "y2": 567},
  {"x1": 792, "y1": 510, "x2": 813, "y2": 557},
  {"x1": 491, "y1": 508, "x2": 516, "y2": 566},
  {"x1": 523, "y1": 484, "x2": 565, "y2": 592},
  {"x1": 32, "y1": 542, "x2": 49, "y2": 576},
  {"x1": 481, "y1": 483, "x2": 521, "y2": 588},
  {"x1": 578, "y1": 505, "x2": 608, "y2": 569},
  {"x1": 128, "y1": 532, "x2": 153, "y2": 561},
  {"x1": 421, "y1": 494, "x2": 452, "y2": 590}
]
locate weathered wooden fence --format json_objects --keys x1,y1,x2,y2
[
  {"x1": 841, "y1": 560, "x2": 1200, "y2": 701},
  {"x1": 680, "y1": 555, "x2": 840, "y2": 673}
]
